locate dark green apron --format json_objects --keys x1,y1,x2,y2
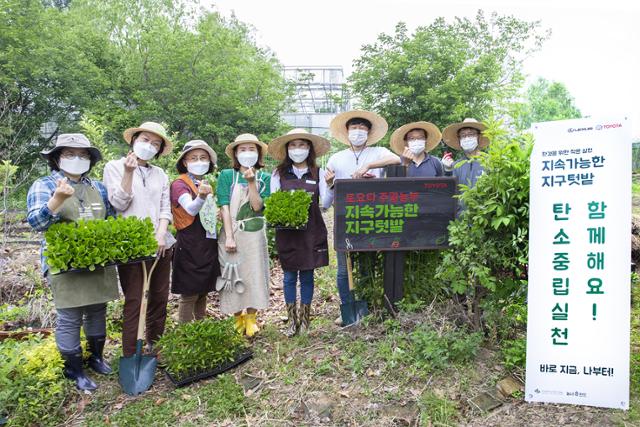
[{"x1": 48, "y1": 181, "x2": 119, "y2": 309}]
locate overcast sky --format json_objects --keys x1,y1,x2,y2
[{"x1": 207, "y1": 0, "x2": 639, "y2": 138}]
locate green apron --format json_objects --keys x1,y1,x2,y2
[{"x1": 48, "y1": 181, "x2": 119, "y2": 309}]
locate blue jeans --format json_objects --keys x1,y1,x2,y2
[
  {"x1": 336, "y1": 252, "x2": 353, "y2": 304},
  {"x1": 283, "y1": 269, "x2": 315, "y2": 305}
]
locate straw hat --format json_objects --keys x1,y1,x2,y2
[
  {"x1": 224, "y1": 133, "x2": 269, "y2": 160},
  {"x1": 389, "y1": 121, "x2": 441, "y2": 156},
  {"x1": 268, "y1": 128, "x2": 331, "y2": 161},
  {"x1": 329, "y1": 110, "x2": 388, "y2": 146},
  {"x1": 40, "y1": 133, "x2": 102, "y2": 161},
  {"x1": 442, "y1": 118, "x2": 489, "y2": 151},
  {"x1": 123, "y1": 121, "x2": 173, "y2": 155},
  {"x1": 176, "y1": 140, "x2": 218, "y2": 167}
]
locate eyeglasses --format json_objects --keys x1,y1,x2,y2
[
  {"x1": 60, "y1": 152, "x2": 90, "y2": 160},
  {"x1": 458, "y1": 131, "x2": 479, "y2": 138}
]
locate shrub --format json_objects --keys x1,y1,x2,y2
[
  {"x1": 409, "y1": 324, "x2": 483, "y2": 371},
  {"x1": 0, "y1": 335, "x2": 70, "y2": 426},
  {"x1": 436, "y1": 119, "x2": 532, "y2": 329}
]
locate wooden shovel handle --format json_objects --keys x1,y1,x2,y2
[
  {"x1": 346, "y1": 252, "x2": 355, "y2": 291},
  {"x1": 136, "y1": 257, "x2": 160, "y2": 341}
]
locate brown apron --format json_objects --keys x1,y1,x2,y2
[
  {"x1": 47, "y1": 181, "x2": 119, "y2": 309},
  {"x1": 171, "y1": 179, "x2": 220, "y2": 295},
  {"x1": 275, "y1": 167, "x2": 329, "y2": 271},
  {"x1": 217, "y1": 171, "x2": 270, "y2": 314}
]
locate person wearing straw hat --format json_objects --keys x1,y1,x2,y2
[
  {"x1": 103, "y1": 121, "x2": 176, "y2": 358},
  {"x1": 170, "y1": 140, "x2": 221, "y2": 323},
  {"x1": 27, "y1": 133, "x2": 119, "y2": 391},
  {"x1": 324, "y1": 110, "x2": 400, "y2": 325},
  {"x1": 441, "y1": 118, "x2": 490, "y2": 189},
  {"x1": 217, "y1": 133, "x2": 271, "y2": 337},
  {"x1": 390, "y1": 121, "x2": 444, "y2": 177},
  {"x1": 268, "y1": 128, "x2": 331, "y2": 336}
]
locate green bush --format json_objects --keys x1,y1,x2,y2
[
  {"x1": 156, "y1": 318, "x2": 248, "y2": 379},
  {"x1": 0, "y1": 335, "x2": 70, "y2": 426},
  {"x1": 264, "y1": 189, "x2": 312, "y2": 228},
  {"x1": 436, "y1": 120, "x2": 532, "y2": 329},
  {"x1": 502, "y1": 337, "x2": 526, "y2": 371},
  {"x1": 44, "y1": 216, "x2": 158, "y2": 274},
  {"x1": 409, "y1": 325, "x2": 483, "y2": 372}
]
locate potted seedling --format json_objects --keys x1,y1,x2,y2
[
  {"x1": 156, "y1": 318, "x2": 252, "y2": 387},
  {"x1": 43, "y1": 216, "x2": 158, "y2": 274},
  {"x1": 264, "y1": 189, "x2": 312, "y2": 230}
]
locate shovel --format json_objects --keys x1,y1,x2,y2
[
  {"x1": 340, "y1": 252, "x2": 369, "y2": 326},
  {"x1": 119, "y1": 257, "x2": 160, "y2": 396}
]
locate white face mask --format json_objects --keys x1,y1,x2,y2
[
  {"x1": 348, "y1": 129, "x2": 368, "y2": 147},
  {"x1": 407, "y1": 139, "x2": 426, "y2": 155},
  {"x1": 237, "y1": 151, "x2": 258, "y2": 168},
  {"x1": 133, "y1": 141, "x2": 159, "y2": 161},
  {"x1": 187, "y1": 160, "x2": 210, "y2": 176},
  {"x1": 460, "y1": 136, "x2": 479, "y2": 153},
  {"x1": 59, "y1": 157, "x2": 91, "y2": 175},
  {"x1": 288, "y1": 148, "x2": 309, "y2": 163}
]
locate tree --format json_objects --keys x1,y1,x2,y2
[
  {"x1": 349, "y1": 11, "x2": 550, "y2": 132},
  {"x1": 513, "y1": 77, "x2": 581, "y2": 130},
  {"x1": 0, "y1": 0, "x2": 118, "y2": 181},
  {"x1": 71, "y1": 0, "x2": 291, "y2": 168}
]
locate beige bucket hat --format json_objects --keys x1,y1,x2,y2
[
  {"x1": 40, "y1": 133, "x2": 102, "y2": 161},
  {"x1": 329, "y1": 110, "x2": 388, "y2": 146},
  {"x1": 389, "y1": 121, "x2": 442, "y2": 156},
  {"x1": 123, "y1": 121, "x2": 173, "y2": 155},
  {"x1": 268, "y1": 128, "x2": 331, "y2": 161},
  {"x1": 224, "y1": 133, "x2": 269, "y2": 160},
  {"x1": 442, "y1": 118, "x2": 489, "y2": 151},
  {"x1": 176, "y1": 140, "x2": 218, "y2": 167}
]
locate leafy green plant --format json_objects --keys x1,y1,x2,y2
[
  {"x1": 502, "y1": 337, "x2": 526, "y2": 371},
  {"x1": 410, "y1": 325, "x2": 483, "y2": 371},
  {"x1": 0, "y1": 335, "x2": 70, "y2": 426},
  {"x1": 436, "y1": 119, "x2": 532, "y2": 329},
  {"x1": 264, "y1": 189, "x2": 312, "y2": 228},
  {"x1": 156, "y1": 318, "x2": 248, "y2": 380},
  {"x1": 418, "y1": 390, "x2": 459, "y2": 426},
  {"x1": 43, "y1": 216, "x2": 158, "y2": 274}
]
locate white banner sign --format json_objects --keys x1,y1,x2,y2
[{"x1": 525, "y1": 117, "x2": 632, "y2": 409}]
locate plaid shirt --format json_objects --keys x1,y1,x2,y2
[{"x1": 26, "y1": 171, "x2": 115, "y2": 272}]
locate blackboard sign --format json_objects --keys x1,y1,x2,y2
[{"x1": 334, "y1": 177, "x2": 457, "y2": 252}]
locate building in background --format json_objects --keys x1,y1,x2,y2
[{"x1": 282, "y1": 66, "x2": 350, "y2": 136}]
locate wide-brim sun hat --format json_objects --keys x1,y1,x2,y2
[
  {"x1": 40, "y1": 133, "x2": 102, "y2": 162},
  {"x1": 123, "y1": 121, "x2": 173, "y2": 155},
  {"x1": 442, "y1": 118, "x2": 489, "y2": 151},
  {"x1": 225, "y1": 133, "x2": 269, "y2": 160},
  {"x1": 268, "y1": 128, "x2": 331, "y2": 161},
  {"x1": 389, "y1": 121, "x2": 442, "y2": 156},
  {"x1": 329, "y1": 110, "x2": 388, "y2": 146},
  {"x1": 176, "y1": 140, "x2": 218, "y2": 167}
]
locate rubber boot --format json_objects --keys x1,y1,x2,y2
[
  {"x1": 234, "y1": 313, "x2": 246, "y2": 335},
  {"x1": 299, "y1": 303, "x2": 311, "y2": 334},
  {"x1": 244, "y1": 312, "x2": 259, "y2": 337},
  {"x1": 87, "y1": 335, "x2": 112, "y2": 375},
  {"x1": 61, "y1": 351, "x2": 97, "y2": 391},
  {"x1": 283, "y1": 303, "x2": 298, "y2": 338}
]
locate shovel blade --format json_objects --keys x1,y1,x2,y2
[
  {"x1": 119, "y1": 349, "x2": 157, "y2": 396},
  {"x1": 340, "y1": 299, "x2": 369, "y2": 326}
]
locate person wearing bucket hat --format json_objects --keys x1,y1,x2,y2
[
  {"x1": 390, "y1": 121, "x2": 444, "y2": 177},
  {"x1": 27, "y1": 133, "x2": 119, "y2": 391},
  {"x1": 102, "y1": 121, "x2": 176, "y2": 358},
  {"x1": 216, "y1": 133, "x2": 271, "y2": 337},
  {"x1": 441, "y1": 118, "x2": 489, "y2": 188},
  {"x1": 170, "y1": 140, "x2": 221, "y2": 323},
  {"x1": 268, "y1": 129, "x2": 331, "y2": 337},
  {"x1": 324, "y1": 110, "x2": 400, "y2": 325}
]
